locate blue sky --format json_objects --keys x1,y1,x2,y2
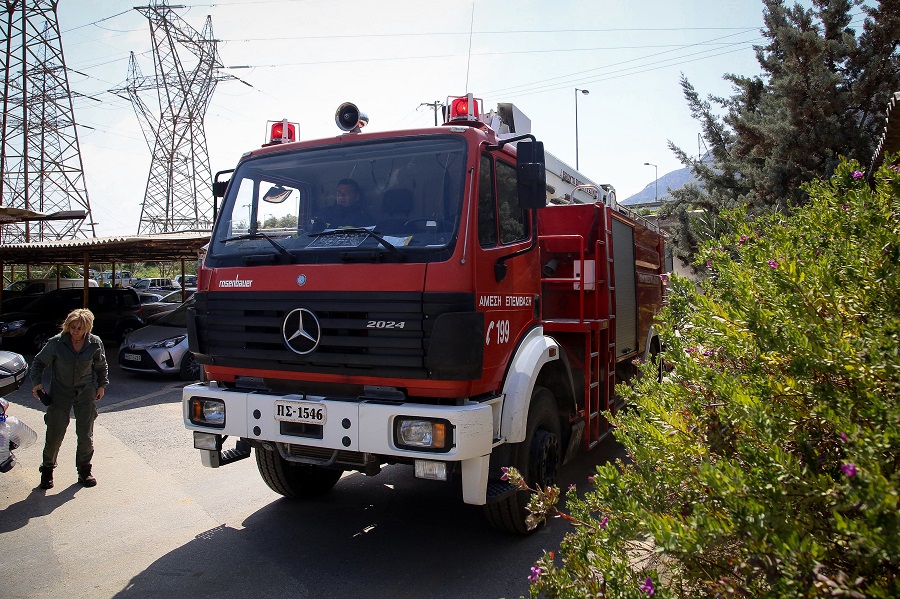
[{"x1": 58, "y1": 0, "x2": 773, "y2": 236}]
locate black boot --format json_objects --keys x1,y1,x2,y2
[
  {"x1": 39, "y1": 466, "x2": 54, "y2": 489},
  {"x1": 77, "y1": 466, "x2": 96, "y2": 487}
]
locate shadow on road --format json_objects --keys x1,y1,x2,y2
[
  {"x1": 110, "y1": 436, "x2": 628, "y2": 599},
  {"x1": 0, "y1": 484, "x2": 82, "y2": 534}
]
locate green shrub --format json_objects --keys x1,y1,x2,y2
[{"x1": 526, "y1": 158, "x2": 900, "y2": 598}]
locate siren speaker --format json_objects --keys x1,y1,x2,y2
[{"x1": 335, "y1": 102, "x2": 369, "y2": 132}]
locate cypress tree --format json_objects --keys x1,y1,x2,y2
[{"x1": 664, "y1": 0, "x2": 900, "y2": 267}]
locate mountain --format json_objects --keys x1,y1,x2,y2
[
  {"x1": 621, "y1": 164, "x2": 697, "y2": 206},
  {"x1": 621, "y1": 153, "x2": 712, "y2": 206}
]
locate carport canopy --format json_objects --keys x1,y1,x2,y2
[{"x1": 0, "y1": 231, "x2": 210, "y2": 266}]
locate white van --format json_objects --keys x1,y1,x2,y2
[{"x1": 4, "y1": 278, "x2": 98, "y2": 297}]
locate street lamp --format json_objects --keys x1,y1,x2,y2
[
  {"x1": 644, "y1": 162, "x2": 658, "y2": 202},
  {"x1": 575, "y1": 88, "x2": 589, "y2": 170}
]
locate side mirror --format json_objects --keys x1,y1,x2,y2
[
  {"x1": 212, "y1": 179, "x2": 229, "y2": 199},
  {"x1": 516, "y1": 141, "x2": 547, "y2": 210}
]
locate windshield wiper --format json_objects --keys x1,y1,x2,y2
[
  {"x1": 222, "y1": 231, "x2": 294, "y2": 261},
  {"x1": 308, "y1": 227, "x2": 406, "y2": 261}
]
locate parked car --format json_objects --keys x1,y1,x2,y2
[
  {"x1": 173, "y1": 274, "x2": 197, "y2": 288},
  {"x1": 140, "y1": 289, "x2": 195, "y2": 319},
  {"x1": 118, "y1": 298, "x2": 200, "y2": 380},
  {"x1": 0, "y1": 287, "x2": 144, "y2": 353},
  {"x1": 0, "y1": 350, "x2": 27, "y2": 395},
  {"x1": 99, "y1": 271, "x2": 135, "y2": 287},
  {"x1": 131, "y1": 277, "x2": 176, "y2": 292},
  {"x1": 3, "y1": 277, "x2": 97, "y2": 300},
  {"x1": 2, "y1": 278, "x2": 99, "y2": 313},
  {"x1": 138, "y1": 292, "x2": 166, "y2": 305}
]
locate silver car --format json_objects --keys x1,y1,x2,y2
[{"x1": 118, "y1": 299, "x2": 201, "y2": 380}]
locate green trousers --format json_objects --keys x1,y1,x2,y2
[{"x1": 41, "y1": 386, "x2": 98, "y2": 471}]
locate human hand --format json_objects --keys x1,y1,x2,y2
[
  {"x1": 96, "y1": 386, "x2": 105, "y2": 402},
  {"x1": 32, "y1": 384, "x2": 45, "y2": 400}
]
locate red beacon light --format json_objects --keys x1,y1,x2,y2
[
  {"x1": 445, "y1": 94, "x2": 484, "y2": 125},
  {"x1": 265, "y1": 119, "x2": 298, "y2": 145}
]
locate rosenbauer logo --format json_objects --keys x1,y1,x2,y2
[{"x1": 218, "y1": 275, "x2": 253, "y2": 288}]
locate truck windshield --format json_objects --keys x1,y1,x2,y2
[{"x1": 207, "y1": 136, "x2": 467, "y2": 266}]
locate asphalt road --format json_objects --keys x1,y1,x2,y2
[{"x1": 1, "y1": 344, "x2": 627, "y2": 599}]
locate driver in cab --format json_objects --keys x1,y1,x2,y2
[{"x1": 312, "y1": 179, "x2": 375, "y2": 230}]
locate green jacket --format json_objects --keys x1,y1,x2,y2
[{"x1": 29, "y1": 332, "x2": 109, "y2": 398}]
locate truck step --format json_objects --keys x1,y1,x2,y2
[
  {"x1": 485, "y1": 479, "x2": 520, "y2": 503},
  {"x1": 219, "y1": 439, "x2": 252, "y2": 465}
]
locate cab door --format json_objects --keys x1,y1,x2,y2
[{"x1": 474, "y1": 152, "x2": 541, "y2": 392}]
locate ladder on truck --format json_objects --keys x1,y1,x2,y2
[{"x1": 539, "y1": 203, "x2": 617, "y2": 450}]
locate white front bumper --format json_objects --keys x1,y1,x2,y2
[{"x1": 183, "y1": 382, "x2": 495, "y2": 504}]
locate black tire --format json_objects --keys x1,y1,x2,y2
[
  {"x1": 116, "y1": 321, "x2": 140, "y2": 343},
  {"x1": 648, "y1": 338, "x2": 663, "y2": 383},
  {"x1": 484, "y1": 386, "x2": 561, "y2": 534},
  {"x1": 179, "y1": 351, "x2": 201, "y2": 381},
  {"x1": 255, "y1": 446, "x2": 342, "y2": 499},
  {"x1": 29, "y1": 327, "x2": 55, "y2": 353}
]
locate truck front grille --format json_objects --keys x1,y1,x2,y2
[{"x1": 193, "y1": 291, "x2": 473, "y2": 379}]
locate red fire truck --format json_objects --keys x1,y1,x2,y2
[{"x1": 183, "y1": 95, "x2": 665, "y2": 533}]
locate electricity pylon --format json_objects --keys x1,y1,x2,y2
[
  {"x1": 113, "y1": 1, "x2": 233, "y2": 234},
  {"x1": 0, "y1": 0, "x2": 96, "y2": 243}
]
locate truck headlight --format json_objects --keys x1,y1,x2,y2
[
  {"x1": 193, "y1": 431, "x2": 221, "y2": 450},
  {"x1": 189, "y1": 397, "x2": 225, "y2": 428},
  {"x1": 395, "y1": 417, "x2": 451, "y2": 452}
]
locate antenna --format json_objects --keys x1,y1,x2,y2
[{"x1": 464, "y1": 3, "x2": 475, "y2": 93}]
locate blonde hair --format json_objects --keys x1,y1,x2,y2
[{"x1": 61, "y1": 308, "x2": 95, "y2": 336}]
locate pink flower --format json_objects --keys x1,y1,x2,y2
[
  {"x1": 527, "y1": 566, "x2": 542, "y2": 582},
  {"x1": 588, "y1": 475, "x2": 595, "y2": 484},
  {"x1": 500, "y1": 466, "x2": 510, "y2": 481},
  {"x1": 851, "y1": 170, "x2": 863, "y2": 179},
  {"x1": 568, "y1": 484, "x2": 576, "y2": 492},
  {"x1": 840, "y1": 432, "x2": 848, "y2": 443},
  {"x1": 640, "y1": 577, "x2": 655, "y2": 595},
  {"x1": 841, "y1": 462, "x2": 857, "y2": 477},
  {"x1": 600, "y1": 515, "x2": 609, "y2": 528},
  {"x1": 841, "y1": 204, "x2": 848, "y2": 211},
  {"x1": 768, "y1": 259, "x2": 779, "y2": 269}
]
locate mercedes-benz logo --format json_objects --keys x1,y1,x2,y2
[{"x1": 283, "y1": 308, "x2": 321, "y2": 355}]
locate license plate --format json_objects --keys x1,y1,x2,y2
[
  {"x1": 274, "y1": 400, "x2": 326, "y2": 425},
  {"x1": 123, "y1": 353, "x2": 141, "y2": 362}
]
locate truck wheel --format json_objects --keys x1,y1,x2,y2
[
  {"x1": 484, "y1": 386, "x2": 561, "y2": 534},
  {"x1": 255, "y1": 446, "x2": 342, "y2": 499}
]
